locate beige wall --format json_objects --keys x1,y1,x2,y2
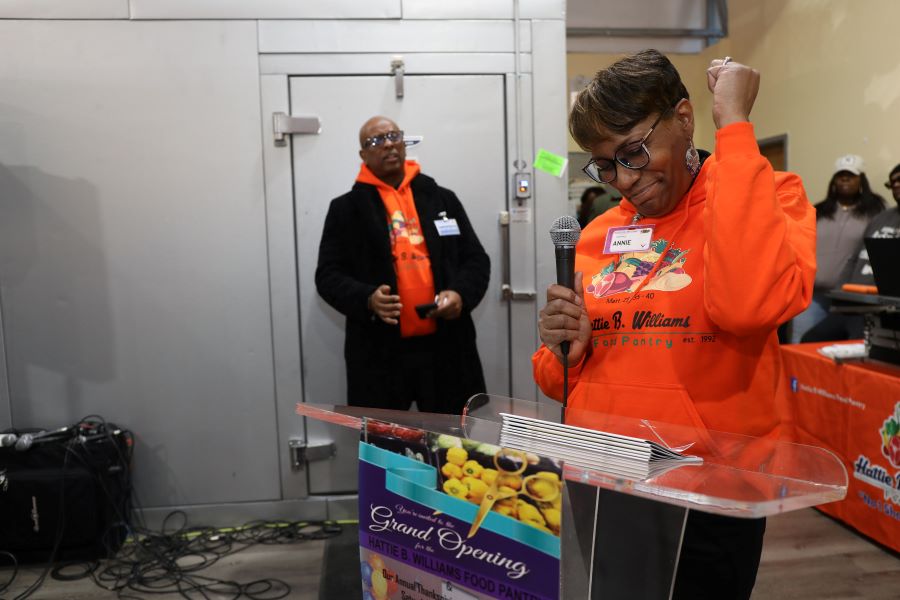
[{"x1": 567, "y1": 0, "x2": 900, "y2": 204}]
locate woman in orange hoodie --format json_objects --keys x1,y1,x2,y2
[{"x1": 534, "y1": 50, "x2": 815, "y2": 599}]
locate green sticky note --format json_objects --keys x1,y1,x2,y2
[{"x1": 533, "y1": 149, "x2": 568, "y2": 177}]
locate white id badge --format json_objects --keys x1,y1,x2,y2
[
  {"x1": 603, "y1": 225, "x2": 655, "y2": 254},
  {"x1": 434, "y1": 218, "x2": 461, "y2": 236}
]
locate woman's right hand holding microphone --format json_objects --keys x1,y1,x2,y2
[{"x1": 538, "y1": 271, "x2": 592, "y2": 366}]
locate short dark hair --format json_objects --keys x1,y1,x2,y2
[
  {"x1": 569, "y1": 49, "x2": 689, "y2": 150},
  {"x1": 890, "y1": 163, "x2": 900, "y2": 180}
]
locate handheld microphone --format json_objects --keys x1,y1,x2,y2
[
  {"x1": 549, "y1": 215, "x2": 582, "y2": 357},
  {"x1": 14, "y1": 426, "x2": 70, "y2": 451},
  {"x1": 14, "y1": 433, "x2": 35, "y2": 451},
  {"x1": 76, "y1": 430, "x2": 115, "y2": 445}
]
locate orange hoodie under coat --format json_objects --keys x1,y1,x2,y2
[{"x1": 532, "y1": 123, "x2": 816, "y2": 440}]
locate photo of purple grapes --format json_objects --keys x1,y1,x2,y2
[{"x1": 632, "y1": 260, "x2": 654, "y2": 277}]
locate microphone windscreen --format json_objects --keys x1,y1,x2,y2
[
  {"x1": 550, "y1": 216, "x2": 581, "y2": 247},
  {"x1": 0, "y1": 433, "x2": 16, "y2": 447},
  {"x1": 14, "y1": 434, "x2": 33, "y2": 451}
]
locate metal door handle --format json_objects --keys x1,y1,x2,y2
[
  {"x1": 289, "y1": 439, "x2": 336, "y2": 471},
  {"x1": 499, "y1": 211, "x2": 536, "y2": 301}
]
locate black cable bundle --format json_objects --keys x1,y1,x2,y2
[
  {"x1": 78, "y1": 514, "x2": 343, "y2": 599},
  {"x1": 0, "y1": 414, "x2": 344, "y2": 599}
]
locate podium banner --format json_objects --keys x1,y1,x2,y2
[{"x1": 358, "y1": 426, "x2": 562, "y2": 600}]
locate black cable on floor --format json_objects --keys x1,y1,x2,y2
[
  {"x1": 0, "y1": 415, "x2": 345, "y2": 599},
  {"x1": 71, "y1": 517, "x2": 344, "y2": 599},
  {"x1": 0, "y1": 551, "x2": 18, "y2": 595}
]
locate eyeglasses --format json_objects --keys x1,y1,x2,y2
[
  {"x1": 885, "y1": 178, "x2": 900, "y2": 189},
  {"x1": 582, "y1": 111, "x2": 669, "y2": 184},
  {"x1": 363, "y1": 130, "x2": 404, "y2": 149}
]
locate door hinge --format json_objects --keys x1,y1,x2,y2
[
  {"x1": 273, "y1": 113, "x2": 322, "y2": 144},
  {"x1": 289, "y1": 439, "x2": 336, "y2": 471}
]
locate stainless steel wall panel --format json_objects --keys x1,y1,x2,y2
[
  {"x1": 259, "y1": 52, "x2": 532, "y2": 76},
  {"x1": 401, "y1": 0, "x2": 564, "y2": 20},
  {"x1": 505, "y1": 72, "x2": 539, "y2": 402},
  {"x1": 260, "y1": 74, "x2": 307, "y2": 500},
  {"x1": 129, "y1": 0, "x2": 400, "y2": 20},
  {"x1": 530, "y1": 19, "x2": 569, "y2": 403},
  {"x1": 567, "y1": 0, "x2": 706, "y2": 29},
  {"x1": 565, "y1": 0, "x2": 711, "y2": 53},
  {"x1": 0, "y1": 20, "x2": 279, "y2": 507},
  {"x1": 258, "y1": 19, "x2": 532, "y2": 54},
  {"x1": 401, "y1": 0, "x2": 509, "y2": 19},
  {"x1": 567, "y1": 37, "x2": 706, "y2": 54},
  {"x1": 0, "y1": 0, "x2": 128, "y2": 19},
  {"x1": 519, "y1": 0, "x2": 566, "y2": 19},
  {"x1": 0, "y1": 293, "x2": 9, "y2": 429}
]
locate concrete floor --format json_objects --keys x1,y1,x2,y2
[
  {"x1": 1, "y1": 535, "x2": 328, "y2": 599},
  {"x1": 2, "y1": 509, "x2": 897, "y2": 599}
]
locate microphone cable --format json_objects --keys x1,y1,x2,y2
[
  {"x1": 562, "y1": 354, "x2": 569, "y2": 424},
  {"x1": 78, "y1": 515, "x2": 345, "y2": 599}
]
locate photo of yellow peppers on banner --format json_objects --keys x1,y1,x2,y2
[{"x1": 437, "y1": 437, "x2": 562, "y2": 538}]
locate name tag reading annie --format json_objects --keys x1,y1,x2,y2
[{"x1": 603, "y1": 225, "x2": 655, "y2": 254}]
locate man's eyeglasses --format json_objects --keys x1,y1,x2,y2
[
  {"x1": 582, "y1": 111, "x2": 669, "y2": 184},
  {"x1": 363, "y1": 130, "x2": 404, "y2": 149},
  {"x1": 885, "y1": 178, "x2": 900, "y2": 189}
]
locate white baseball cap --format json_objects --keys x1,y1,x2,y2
[{"x1": 834, "y1": 154, "x2": 865, "y2": 175}]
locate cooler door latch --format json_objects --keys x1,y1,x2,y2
[{"x1": 289, "y1": 439, "x2": 336, "y2": 471}]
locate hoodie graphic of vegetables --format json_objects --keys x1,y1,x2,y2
[
  {"x1": 881, "y1": 402, "x2": 900, "y2": 468},
  {"x1": 587, "y1": 238, "x2": 692, "y2": 298},
  {"x1": 389, "y1": 210, "x2": 424, "y2": 245}
]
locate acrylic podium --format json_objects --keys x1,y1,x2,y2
[{"x1": 296, "y1": 394, "x2": 847, "y2": 600}]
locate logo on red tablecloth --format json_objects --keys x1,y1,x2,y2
[
  {"x1": 852, "y1": 403, "x2": 900, "y2": 508},
  {"x1": 881, "y1": 402, "x2": 900, "y2": 469}
]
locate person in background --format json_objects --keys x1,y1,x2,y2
[
  {"x1": 802, "y1": 162, "x2": 900, "y2": 341},
  {"x1": 535, "y1": 50, "x2": 815, "y2": 599},
  {"x1": 790, "y1": 154, "x2": 885, "y2": 342},
  {"x1": 577, "y1": 185, "x2": 613, "y2": 228},
  {"x1": 316, "y1": 116, "x2": 489, "y2": 414},
  {"x1": 874, "y1": 163, "x2": 900, "y2": 229}
]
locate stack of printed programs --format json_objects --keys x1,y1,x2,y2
[{"x1": 498, "y1": 413, "x2": 702, "y2": 481}]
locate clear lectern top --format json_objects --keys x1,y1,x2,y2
[{"x1": 296, "y1": 393, "x2": 847, "y2": 518}]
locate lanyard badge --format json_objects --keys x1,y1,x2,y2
[
  {"x1": 603, "y1": 224, "x2": 655, "y2": 254},
  {"x1": 434, "y1": 211, "x2": 460, "y2": 236}
]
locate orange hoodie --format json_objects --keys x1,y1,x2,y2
[
  {"x1": 532, "y1": 122, "x2": 816, "y2": 439},
  {"x1": 356, "y1": 160, "x2": 437, "y2": 338}
]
